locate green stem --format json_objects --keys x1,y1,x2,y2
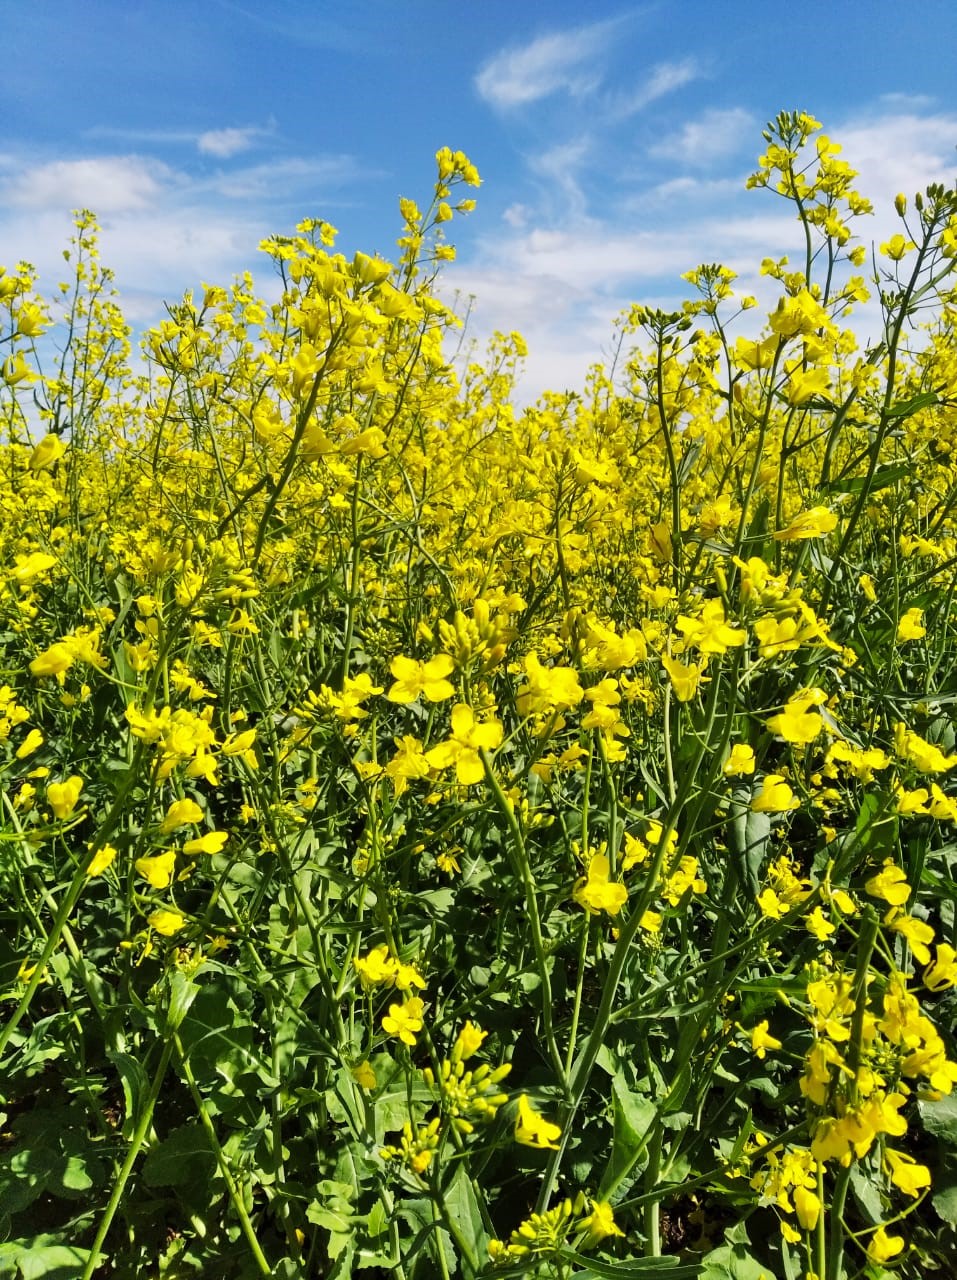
[
  {"x1": 480, "y1": 748, "x2": 567, "y2": 1091},
  {"x1": 80, "y1": 1038, "x2": 175, "y2": 1280},
  {"x1": 175, "y1": 1034, "x2": 273, "y2": 1277}
]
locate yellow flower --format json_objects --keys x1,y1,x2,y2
[
  {"x1": 867, "y1": 1226, "x2": 905, "y2": 1263},
  {"x1": 865, "y1": 860, "x2": 911, "y2": 907},
  {"x1": 572, "y1": 853, "x2": 628, "y2": 916},
  {"x1": 452, "y1": 1021, "x2": 487, "y2": 1062},
  {"x1": 28, "y1": 433, "x2": 67, "y2": 472},
  {"x1": 47, "y1": 775, "x2": 83, "y2": 819},
  {"x1": 897, "y1": 608, "x2": 926, "y2": 642},
  {"x1": 182, "y1": 830, "x2": 229, "y2": 855},
  {"x1": 751, "y1": 774, "x2": 798, "y2": 813},
  {"x1": 895, "y1": 724, "x2": 957, "y2": 773},
  {"x1": 749, "y1": 1020, "x2": 782, "y2": 1060},
  {"x1": 884, "y1": 1149, "x2": 931, "y2": 1197},
  {"x1": 793, "y1": 1184, "x2": 821, "y2": 1231},
  {"x1": 723, "y1": 744, "x2": 756, "y2": 776},
  {"x1": 354, "y1": 944, "x2": 397, "y2": 989},
  {"x1": 15, "y1": 728, "x2": 44, "y2": 759},
  {"x1": 675, "y1": 599, "x2": 745, "y2": 656},
  {"x1": 579, "y1": 1200, "x2": 624, "y2": 1244},
  {"x1": 29, "y1": 642, "x2": 75, "y2": 679},
  {"x1": 149, "y1": 907, "x2": 185, "y2": 936},
  {"x1": 135, "y1": 850, "x2": 177, "y2": 890},
  {"x1": 382, "y1": 996, "x2": 425, "y2": 1046},
  {"x1": 425, "y1": 703, "x2": 503, "y2": 785},
  {"x1": 386, "y1": 653, "x2": 455, "y2": 703},
  {"x1": 774, "y1": 506, "x2": 838, "y2": 541},
  {"x1": 160, "y1": 798, "x2": 205, "y2": 833},
  {"x1": 924, "y1": 943, "x2": 957, "y2": 992},
  {"x1": 15, "y1": 302, "x2": 47, "y2": 337},
  {"x1": 516, "y1": 653, "x2": 584, "y2": 715},
  {"x1": 514, "y1": 1094, "x2": 561, "y2": 1150},
  {"x1": 889, "y1": 914, "x2": 935, "y2": 964},
  {"x1": 351, "y1": 1061, "x2": 377, "y2": 1090},
  {"x1": 880, "y1": 233, "x2": 916, "y2": 261},
  {"x1": 86, "y1": 844, "x2": 117, "y2": 877},
  {"x1": 786, "y1": 367, "x2": 830, "y2": 405},
  {"x1": 734, "y1": 333, "x2": 779, "y2": 370},
  {"x1": 766, "y1": 697, "x2": 823, "y2": 745},
  {"x1": 859, "y1": 573, "x2": 877, "y2": 602},
  {"x1": 804, "y1": 907, "x2": 836, "y2": 941},
  {"x1": 661, "y1": 652, "x2": 704, "y2": 702}
]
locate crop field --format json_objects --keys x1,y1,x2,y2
[{"x1": 1, "y1": 113, "x2": 957, "y2": 1279}]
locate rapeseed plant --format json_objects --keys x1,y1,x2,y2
[{"x1": 0, "y1": 120, "x2": 956, "y2": 1280}]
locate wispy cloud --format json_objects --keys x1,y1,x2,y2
[
  {"x1": 474, "y1": 20, "x2": 618, "y2": 109},
  {"x1": 0, "y1": 143, "x2": 368, "y2": 338},
  {"x1": 85, "y1": 122, "x2": 274, "y2": 157},
  {"x1": 197, "y1": 126, "x2": 271, "y2": 158},
  {"x1": 649, "y1": 107, "x2": 754, "y2": 167},
  {"x1": 205, "y1": 154, "x2": 364, "y2": 200},
  {"x1": 608, "y1": 58, "x2": 701, "y2": 119},
  {"x1": 1, "y1": 156, "x2": 178, "y2": 213},
  {"x1": 446, "y1": 104, "x2": 957, "y2": 405},
  {"x1": 528, "y1": 137, "x2": 592, "y2": 220}
]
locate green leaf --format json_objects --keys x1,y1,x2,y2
[
  {"x1": 823, "y1": 460, "x2": 913, "y2": 496},
  {"x1": 920, "y1": 1090, "x2": 957, "y2": 1143},
  {"x1": 108, "y1": 1050, "x2": 148, "y2": 1141},
  {"x1": 846, "y1": 1164, "x2": 882, "y2": 1224},
  {"x1": 885, "y1": 390, "x2": 939, "y2": 418},
  {"x1": 16, "y1": 1247, "x2": 93, "y2": 1279},
  {"x1": 443, "y1": 1165, "x2": 488, "y2": 1268},
  {"x1": 559, "y1": 1248, "x2": 700, "y2": 1277},
  {"x1": 165, "y1": 969, "x2": 201, "y2": 1033},
  {"x1": 932, "y1": 1171, "x2": 957, "y2": 1226},
  {"x1": 599, "y1": 1074, "x2": 656, "y2": 1198},
  {"x1": 698, "y1": 1241, "x2": 768, "y2": 1280},
  {"x1": 143, "y1": 1123, "x2": 216, "y2": 1189},
  {"x1": 54, "y1": 1153, "x2": 94, "y2": 1195},
  {"x1": 728, "y1": 787, "x2": 771, "y2": 896}
]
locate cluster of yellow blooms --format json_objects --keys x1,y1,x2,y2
[{"x1": 3, "y1": 116, "x2": 957, "y2": 1276}]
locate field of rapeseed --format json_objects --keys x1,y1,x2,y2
[{"x1": 1, "y1": 112, "x2": 957, "y2": 1280}]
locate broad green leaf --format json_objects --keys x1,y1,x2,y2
[
  {"x1": 165, "y1": 969, "x2": 201, "y2": 1033},
  {"x1": 698, "y1": 1241, "x2": 768, "y2": 1280},
  {"x1": 108, "y1": 1050, "x2": 148, "y2": 1141},
  {"x1": 16, "y1": 1246, "x2": 93, "y2": 1280},
  {"x1": 443, "y1": 1165, "x2": 489, "y2": 1268},
  {"x1": 559, "y1": 1247, "x2": 700, "y2": 1277},
  {"x1": 920, "y1": 1090, "x2": 957, "y2": 1143},
  {"x1": 599, "y1": 1074, "x2": 656, "y2": 1198},
  {"x1": 823, "y1": 460, "x2": 913, "y2": 495},
  {"x1": 729, "y1": 786, "x2": 771, "y2": 896},
  {"x1": 885, "y1": 390, "x2": 939, "y2": 418},
  {"x1": 143, "y1": 1124, "x2": 216, "y2": 1189}
]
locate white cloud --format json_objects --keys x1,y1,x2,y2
[
  {"x1": 503, "y1": 203, "x2": 531, "y2": 229},
  {"x1": 2, "y1": 156, "x2": 176, "y2": 212},
  {"x1": 206, "y1": 154, "x2": 362, "y2": 199},
  {"x1": 83, "y1": 122, "x2": 277, "y2": 158},
  {"x1": 829, "y1": 110, "x2": 957, "y2": 210},
  {"x1": 528, "y1": 137, "x2": 592, "y2": 219},
  {"x1": 0, "y1": 143, "x2": 366, "y2": 346},
  {"x1": 474, "y1": 20, "x2": 616, "y2": 109},
  {"x1": 197, "y1": 126, "x2": 268, "y2": 158},
  {"x1": 608, "y1": 58, "x2": 701, "y2": 119},
  {"x1": 444, "y1": 103, "x2": 957, "y2": 404},
  {"x1": 649, "y1": 107, "x2": 754, "y2": 167}
]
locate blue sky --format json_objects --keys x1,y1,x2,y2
[{"x1": 4, "y1": 0, "x2": 957, "y2": 399}]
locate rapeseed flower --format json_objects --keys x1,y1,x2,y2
[{"x1": 514, "y1": 1094, "x2": 561, "y2": 1150}]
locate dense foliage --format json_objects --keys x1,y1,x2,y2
[{"x1": 2, "y1": 114, "x2": 957, "y2": 1280}]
